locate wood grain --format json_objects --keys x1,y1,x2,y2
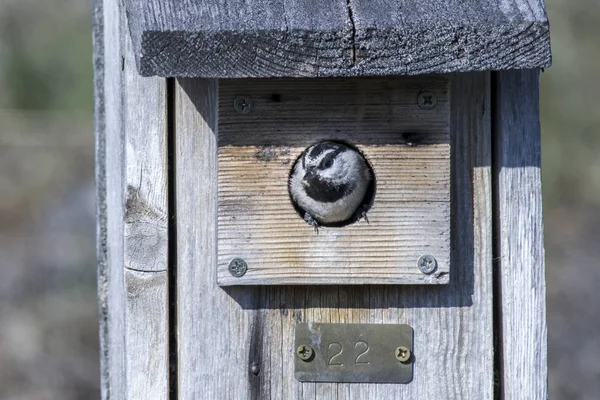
[
  {"x1": 96, "y1": 0, "x2": 126, "y2": 397},
  {"x1": 123, "y1": 34, "x2": 168, "y2": 274},
  {"x1": 218, "y1": 78, "x2": 451, "y2": 285},
  {"x1": 494, "y1": 69, "x2": 547, "y2": 399},
  {"x1": 122, "y1": 32, "x2": 169, "y2": 400},
  {"x1": 124, "y1": 0, "x2": 551, "y2": 77},
  {"x1": 96, "y1": 0, "x2": 169, "y2": 397},
  {"x1": 176, "y1": 72, "x2": 493, "y2": 398},
  {"x1": 124, "y1": 269, "x2": 169, "y2": 398}
]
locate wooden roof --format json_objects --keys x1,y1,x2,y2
[{"x1": 125, "y1": 0, "x2": 552, "y2": 78}]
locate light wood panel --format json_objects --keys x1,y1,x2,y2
[
  {"x1": 122, "y1": 32, "x2": 169, "y2": 400},
  {"x1": 217, "y1": 78, "x2": 451, "y2": 285},
  {"x1": 176, "y1": 73, "x2": 493, "y2": 399},
  {"x1": 95, "y1": 0, "x2": 126, "y2": 396},
  {"x1": 96, "y1": 0, "x2": 169, "y2": 398},
  {"x1": 494, "y1": 69, "x2": 547, "y2": 399}
]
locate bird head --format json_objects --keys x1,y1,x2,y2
[{"x1": 301, "y1": 141, "x2": 357, "y2": 186}]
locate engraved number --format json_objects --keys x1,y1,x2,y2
[
  {"x1": 327, "y1": 341, "x2": 371, "y2": 367},
  {"x1": 327, "y1": 342, "x2": 344, "y2": 366},
  {"x1": 354, "y1": 340, "x2": 370, "y2": 365}
]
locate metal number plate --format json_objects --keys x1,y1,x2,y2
[{"x1": 295, "y1": 323, "x2": 413, "y2": 383}]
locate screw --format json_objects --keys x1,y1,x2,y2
[
  {"x1": 229, "y1": 258, "x2": 248, "y2": 277},
  {"x1": 395, "y1": 346, "x2": 412, "y2": 363},
  {"x1": 250, "y1": 363, "x2": 260, "y2": 376},
  {"x1": 296, "y1": 345, "x2": 314, "y2": 361},
  {"x1": 417, "y1": 255, "x2": 437, "y2": 274},
  {"x1": 417, "y1": 91, "x2": 437, "y2": 110},
  {"x1": 234, "y1": 96, "x2": 253, "y2": 114}
]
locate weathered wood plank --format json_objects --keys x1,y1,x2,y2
[
  {"x1": 124, "y1": 34, "x2": 169, "y2": 274},
  {"x1": 94, "y1": 0, "x2": 106, "y2": 397},
  {"x1": 176, "y1": 72, "x2": 493, "y2": 399},
  {"x1": 124, "y1": 269, "x2": 169, "y2": 397},
  {"x1": 218, "y1": 78, "x2": 451, "y2": 145},
  {"x1": 217, "y1": 77, "x2": 450, "y2": 285},
  {"x1": 96, "y1": 0, "x2": 126, "y2": 397},
  {"x1": 493, "y1": 69, "x2": 547, "y2": 399},
  {"x1": 125, "y1": 0, "x2": 551, "y2": 77},
  {"x1": 122, "y1": 31, "x2": 169, "y2": 400},
  {"x1": 175, "y1": 78, "x2": 223, "y2": 399},
  {"x1": 96, "y1": 0, "x2": 169, "y2": 397}
]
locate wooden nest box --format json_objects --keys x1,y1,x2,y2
[{"x1": 96, "y1": 0, "x2": 552, "y2": 398}]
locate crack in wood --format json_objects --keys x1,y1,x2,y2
[{"x1": 345, "y1": 0, "x2": 357, "y2": 65}]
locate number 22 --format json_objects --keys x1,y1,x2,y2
[{"x1": 326, "y1": 341, "x2": 371, "y2": 366}]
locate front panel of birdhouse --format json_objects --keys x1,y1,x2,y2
[{"x1": 217, "y1": 77, "x2": 450, "y2": 285}]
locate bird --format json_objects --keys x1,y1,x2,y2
[{"x1": 288, "y1": 140, "x2": 372, "y2": 230}]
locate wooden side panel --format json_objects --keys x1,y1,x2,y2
[
  {"x1": 217, "y1": 78, "x2": 451, "y2": 285},
  {"x1": 494, "y1": 69, "x2": 547, "y2": 399},
  {"x1": 96, "y1": 0, "x2": 126, "y2": 397},
  {"x1": 175, "y1": 79, "x2": 223, "y2": 399},
  {"x1": 176, "y1": 73, "x2": 493, "y2": 399},
  {"x1": 122, "y1": 32, "x2": 169, "y2": 400},
  {"x1": 96, "y1": 0, "x2": 169, "y2": 397},
  {"x1": 123, "y1": 269, "x2": 169, "y2": 398}
]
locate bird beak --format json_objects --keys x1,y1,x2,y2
[{"x1": 304, "y1": 170, "x2": 314, "y2": 180}]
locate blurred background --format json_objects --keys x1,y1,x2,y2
[{"x1": 0, "y1": 0, "x2": 597, "y2": 399}]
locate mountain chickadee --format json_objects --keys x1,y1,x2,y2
[{"x1": 288, "y1": 140, "x2": 372, "y2": 230}]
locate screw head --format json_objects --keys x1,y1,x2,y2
[
  {"x1": 250, "y1": 363, "x2": 260, "y2": 376},
  {"x1": 229, "y1": 258, "x2": 248, "y2": 277},
  {"x1": 417, "y1": 255, "x2": 437, "y2": 274},
  {"x1": 296, "y1": 345, "x2": 314, "y2": 361},
  {"x1": 234, "y1": 96, "x2": 253, "y2": 114},
  {"x1": 417, "y1": 91, "x2": 438, "y2": 110},
  {"x1": 395, "y1": 346, "x2": 412, "y2": 363}
]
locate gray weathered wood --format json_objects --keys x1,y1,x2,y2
[
  {"x1": 494, "y1": 69, "x2": 547, "y2": 399},
  {"x1": 96, "y1": 0, "x2": 126, "y2": 397},
  {"x1": 217, "y1": 77, "x2": 451, "y2": 286},
  {"x1": 125, "y1": 0, "x2": 551, "y2": 78},
  {"x1": 96, "y1": 0, "x2": 169, "y2": 398},
  {"x1": 176, "y1": 72, "x2": 493, "y2": 398},
  {"x1": 122, "y1": 31, "x2": 169, "y2": 400},
  {"x1": 93, "y1": 0, "x2": 105, "y2": 396}
]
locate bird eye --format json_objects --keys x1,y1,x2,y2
[{"x1": 321, "y1": 158, "x2": 333, "y2": 169}]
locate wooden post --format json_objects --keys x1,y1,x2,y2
[
  {"x1": 95, "y1": 0, "x2": 169, "y2": 398},
  {"x1": 95, "y1": 1, "x2": 551, "y2": 399},
  {"x1": 494, "y1": 70, "x2": 547, "y2": 399}
]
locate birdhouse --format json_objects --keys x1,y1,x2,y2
[{"x1": 95, "y1": 0, "x2": 551, "y2": 398}]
